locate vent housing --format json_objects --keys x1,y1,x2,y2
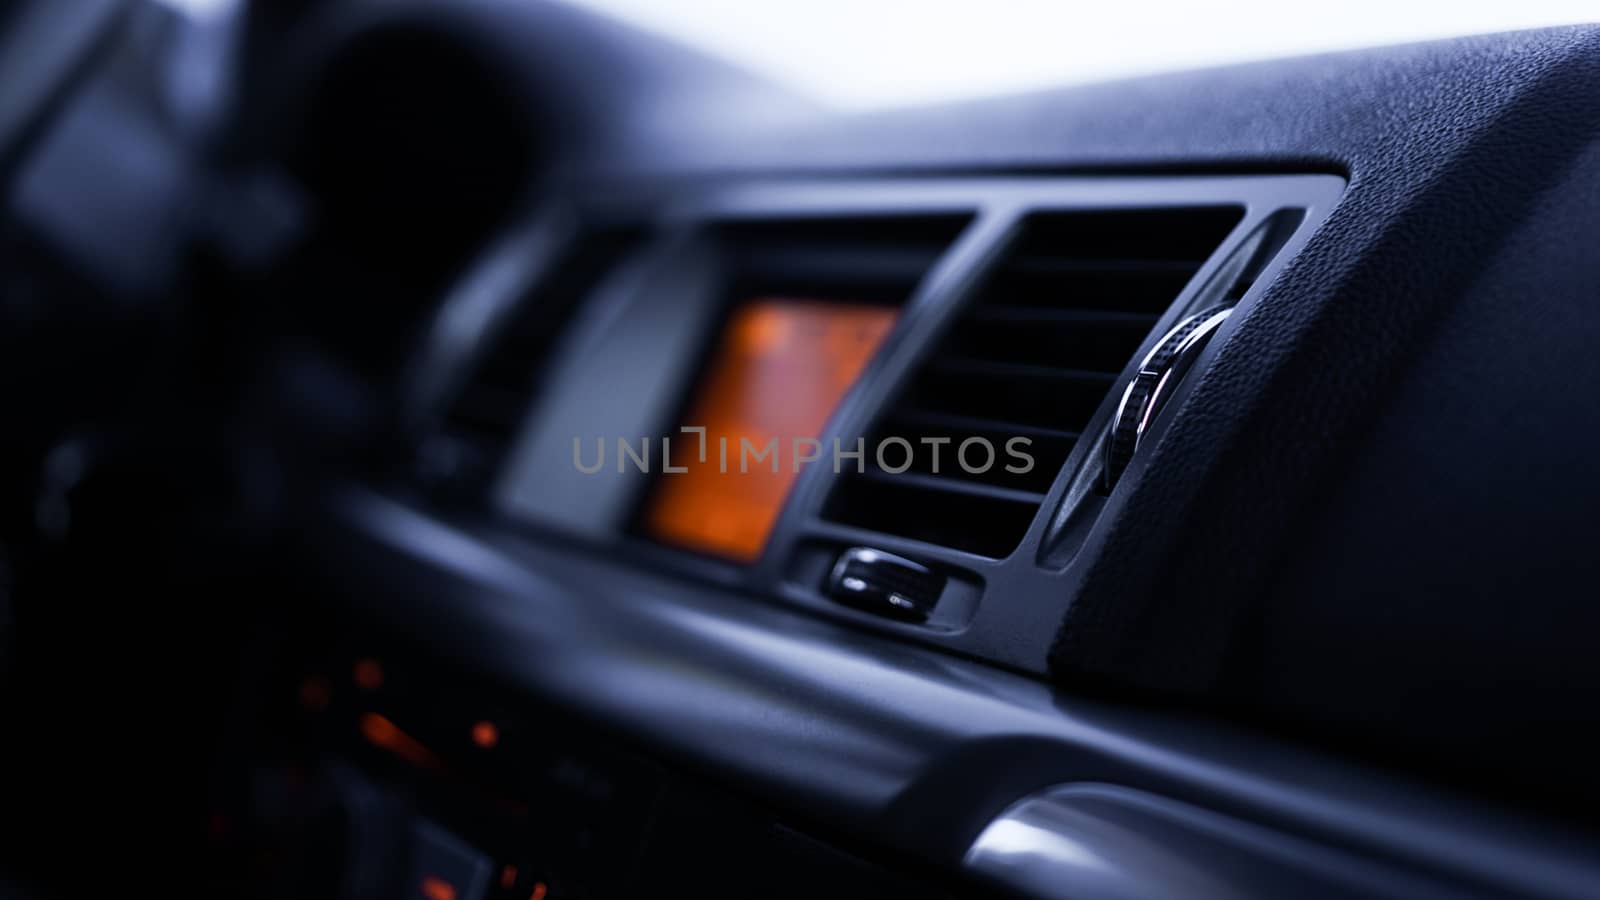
[{"x1": 823, "y1": 207, "x2": 1242, "y2": 557}]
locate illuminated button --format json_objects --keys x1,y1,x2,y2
[{"x1": 408, "y1": 819, "x2": 491, "y2": 900}]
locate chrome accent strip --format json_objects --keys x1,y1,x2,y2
[
  {"x1": 965, "y1": 783, "x2": 1426, "y2": 899},
  {"x1": 1102, "y1": 306, "x2": 1233, "y2": 490}
]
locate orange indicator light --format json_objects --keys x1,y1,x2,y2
[
  {"x1": 359, "y1": 712, "x2": 441, "y2": 770},
  {"x1": 420, "y1": 875, "x2": 457, "y2": 900},
  {"x1": 471, "y1": 720, "x2": 500, "y2": 749}
]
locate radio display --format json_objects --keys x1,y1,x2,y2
[{"x1": 641, "y1": 298, "x2": 898, "y2": 562}]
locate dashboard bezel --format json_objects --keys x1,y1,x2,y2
[{"x1": 415, "y1": 173, "x2": 1346, "y2": 673}]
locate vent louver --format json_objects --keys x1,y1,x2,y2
[
  {"x1": 823, "y1": 207, "x2": 1243, "y2": 557},
  {"x1": 430, "y1": 228, "x2": 645, "y2": 492}
]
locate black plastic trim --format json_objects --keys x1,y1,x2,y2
[
  {"x1": 311, "y1": 488, "x2": 1600, "y2": 900},
  {"x1": 468, "y1": 174, "x2": 1343, "y2": 673}
]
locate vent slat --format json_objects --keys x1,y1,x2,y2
[
  {"x1": 997, "y1": 257, "x2": 1205, "y2": 275},
  {"x1": 971, "y1": 264, "x2": 1202, "y2": 314},
  {"x1": 825, "y1": 474, "x2": 1040, "y2": 558},
  {"x1": 857, "y1": 468, "x2": 1047, "y2": 506},
  {"x1": 945, "y1": 318, "x2": 1154, "y2": 372},
  {"x1": 906, "y1": 369, "x2": 1110, "y2": 435},
  {"x1": 874, "y1": 408, "x2": 1077, "y2": 494},
  {"x1": 967, "y1": 307, "x2": 1161, "y2": 327},
  {"x1": 890, "y1": 408, "x2": 1080, "y2": 442},
  {"x1": 825, "y1": 205, "x2": 1244, "y2": 557},
  {"x1": 926, "y1": 357, "x2": 1121, "y2": 384}
]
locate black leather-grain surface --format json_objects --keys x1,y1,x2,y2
[
  {"x1": 1047, "y1": 30, "x2": 1600, "y2": 693},
  {"x1": 1239, "y1": 134, "x2": 1600, "y2": 810}
]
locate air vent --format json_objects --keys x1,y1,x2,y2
[
  {"x1": 824, "y1": 207, "x2": 1243, "y2": 557},
  {"x1": 429, "y1": 228, "x2": 645, "y2": 493}
]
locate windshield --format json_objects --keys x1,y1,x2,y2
[{"x1": 569, "y1": 0, "x2": 1596, "y2": 110}]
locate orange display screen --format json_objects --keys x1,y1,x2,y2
[{"x1": 642, "y1": 298, "x2": 898, "y2": 561}]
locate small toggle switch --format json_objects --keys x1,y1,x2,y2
[{"x1": 825, "y1": 547, "x2": 944, "y2": 622}]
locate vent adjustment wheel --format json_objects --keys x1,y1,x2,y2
[{"x1": 1102, "y1": 305, "x2": 1233, "y2": 491}]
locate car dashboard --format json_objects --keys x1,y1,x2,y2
[{"x1": 2, "y1": 2, "x2": 1600, "y2": 899}]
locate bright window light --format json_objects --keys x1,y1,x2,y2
[
  {"x1": 568, "y1": 0, "x2": 1597, "y2": 109},
  {"x1": 156, "y1": 0, "x2": 1597, "y2": 110}
]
